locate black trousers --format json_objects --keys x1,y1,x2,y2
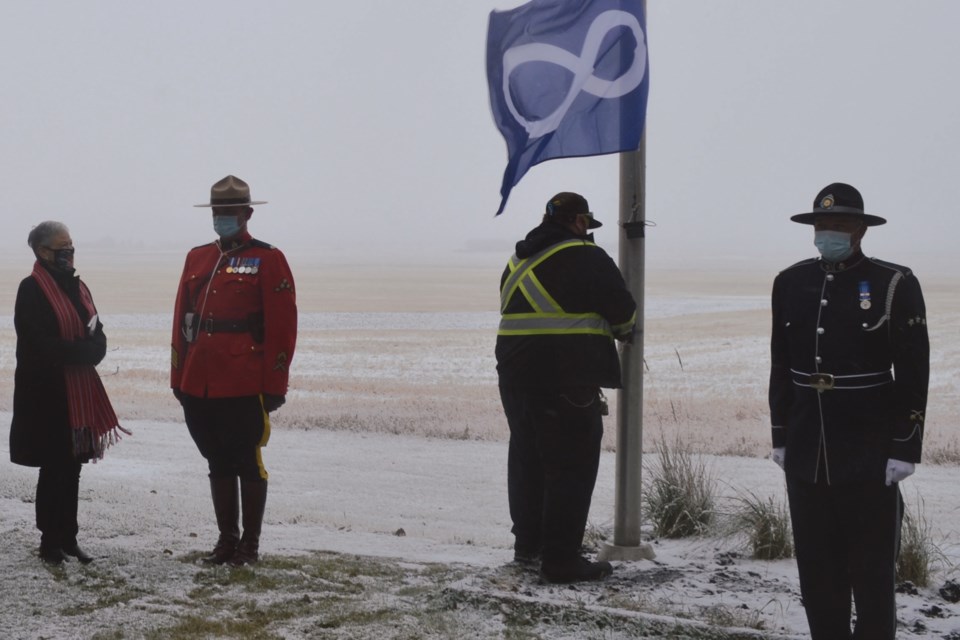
[
  {"x1": 786, "y1": 475, "x2": 903, "y2": 640},
  {"x1": 182, "y1": 395, "x2": 270, "y2": 482},
  {"x1": 36, "y1": 460, "x2": 82, "y2": 549},
  {"x1": 500, "y1": 385, "x2": 604, "y2": 565}
]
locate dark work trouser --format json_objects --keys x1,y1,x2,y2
[
  {"x1": 500, "y1": 385, "x2": 604, "y2": 565},
  {"x1": 786, "y1": 474, "x2": 902, "y2": 640},
  {"x1": 182, "y1": 395, "x2": 270, "y2": 482},
  {"x1": 36, "y1": 460, "x2": 82, "y2": 549}
]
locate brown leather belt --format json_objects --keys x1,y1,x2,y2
[{"x1": 791, "y1": 370, "x2": 893, "y2": 392}]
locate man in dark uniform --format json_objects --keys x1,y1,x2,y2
[
  {"x1": 171, "y1": 175, "x2": 297, "y2": 566},
  {"x1": 769, "y1": 182, "x2": 929, "y2": 639},
  {"x1": 497, "y1": 192, "x2": 636, "y2": 584}
]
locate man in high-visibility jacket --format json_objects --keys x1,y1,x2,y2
[{"x1": 497, "y1": 192, "x2": 636, "y2": 584}]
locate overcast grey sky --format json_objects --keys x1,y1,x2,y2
[{"x1": 2, "y1": 1, "x2": 958, "y2": 274}]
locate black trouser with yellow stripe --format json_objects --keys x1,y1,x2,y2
[{"x1": 182, "y1": 394, "x2": 270, "y2": 482}]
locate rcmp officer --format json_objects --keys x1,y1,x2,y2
[
  {"x1": 497, "y1": 192, "x2": 636, "y2": 584},
  {"x1": 769, "y1": 183, "x2": 929, "y2": 639},
  {"x1": 171, "y1": 175, "x2": 297, "y2": 566}
]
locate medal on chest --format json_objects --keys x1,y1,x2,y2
[
  {"x1": 226, "y1": 256, "x2": 260, "y2": 275},
  {"x1": 858, "y1": 280, "x2": 871, "y2": 310}
]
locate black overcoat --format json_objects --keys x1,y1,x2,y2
[
  {"x1": 9, "y1": 265, "x2": 106, "y2": 467},
  {"x1": 769, "y1": 253, "x2": 929, "y2": 484}
]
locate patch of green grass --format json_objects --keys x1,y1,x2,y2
[
  {"x1": 59, "y1": 572, "x2": 151, "y2": 616},
  {"x1": 145, "y1": 613, "x2": 285, "y2": 640},
  {"x1": 44, "y1": 548, "x2": 792, "y2": 640}
]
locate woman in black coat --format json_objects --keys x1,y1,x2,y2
[{"x1": 9, "y1": 221, "x2": 124, "y2": 565}]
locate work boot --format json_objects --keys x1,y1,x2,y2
[
  {"x1": 230, "y1": 480, "x2": 267, "y2": 566},
  {"x1": 540, "y1": 556, "x2": 613, "y2": 584},
  {"x1": 202, "y1": 476, "x2": 240, "y2": 565},
  {"x1": 62, "y1": 541, "x2": 94, "y2": 564},
  {"x1": 513, "y1": 541, "x2": 541, "y2": 568},
  {"x1": 39, "y1": 545, "x2": 67, "y2": 566}
]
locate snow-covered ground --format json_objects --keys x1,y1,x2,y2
[{"x1": 1, "y1": 261, "x2": 959, "y2": 638}]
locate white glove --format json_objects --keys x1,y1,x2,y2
[
  {"x1": 771, "y1": 447, "x2": 786, "y2": 471},
  {"x1": 885, "y1": 459, "x2": 915, "y2": 486}
]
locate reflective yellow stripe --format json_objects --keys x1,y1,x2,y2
[
  {"x1": 498, "y1": 312, "x2": 613, "y2": 336},
  {"x1": 256, "y1": 395, "x2": 271, "y2": 481},
  {"x1": 520, "y1": 270, "x2": 562, "y2": 313},
  {"x1": 500, "y1": 240, "x2": 595, "y2": 312},
  {"x1": 611, "y1": 310, "x2": 637, "y2": 336},
  {"x1": 499, "y1": 240, "x2": 613, "y2": 338}
]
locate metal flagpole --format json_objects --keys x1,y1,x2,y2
[
  {"x1": 598, "y1": 141, "x2": 654, "y2": 562},
  {"x1": 599, "y1": 0, "x2": 654, "y2": 562}
]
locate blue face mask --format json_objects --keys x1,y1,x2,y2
[
  {"x1": 814, "y1": 230, "x2": 854, "y2": 263},
  {"x1": 213, "y1": 215, "x2": 243, "y2": 238}
]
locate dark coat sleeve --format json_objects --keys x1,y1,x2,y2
[
  {"x1": 888, "y1": 271, "x2": 929, "y2": 462},
  {"x1": 768, "y1": 274, "x2": 791, "y2": 448},
  {"x1": 586, "y1": 249, "x2": 637, "y2": 338}
]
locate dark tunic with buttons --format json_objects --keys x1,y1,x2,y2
[{"x1": 769, "y1": 251, "x2": 929, "y2": 484}]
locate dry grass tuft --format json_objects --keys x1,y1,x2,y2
[
  {"x1": 643, "y1": 435, "x2": 716, "y2": 538},
  {"x1": 897, "y1": 494, "x2": 943, "y2": 588},
  {"x1": 728, "y1": 490, "x2": 793, "y2": 560}
]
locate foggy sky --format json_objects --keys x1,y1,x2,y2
[{"x1": 2, "y1": 1, "x2": 958, "y2": 275}]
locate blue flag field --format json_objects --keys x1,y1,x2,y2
[{"x1": 487, "y1": 0, "x2": 649, "y2": 215}]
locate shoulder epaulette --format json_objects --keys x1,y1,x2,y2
[
  {"x1": 250, "y1": 239, "x2": 276, "y2": 250},
  {"x1": 866, "y1": 257, "x2": 913, "y2": 278}
]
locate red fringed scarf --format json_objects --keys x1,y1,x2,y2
[{"x1": 31, "y1": 261, "x2": 129, "y2": 460}]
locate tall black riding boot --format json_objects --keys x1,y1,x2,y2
[
  {"x1": 202, "y1": 476, "x2": 240, "y2": 564},
  {"x1": 230, "y1": 480, "x2": 267, "y2": 566}
]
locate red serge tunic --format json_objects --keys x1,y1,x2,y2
[{"x1": 170, "y1": 234, "x2": 297, "y2": 399}]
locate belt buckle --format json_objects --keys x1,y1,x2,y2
[
  {"x1": 809, "y1": 373, "x2": 834, "y2": 392},
  {"x1": 204, "y1": 318, "x2": 214, "y2": 334}
]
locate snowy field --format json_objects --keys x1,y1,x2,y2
[{"x1": 1, "y1": 256, "x2": 960, "y2": 638}]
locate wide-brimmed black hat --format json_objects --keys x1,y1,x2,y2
[
  {"x1": 545, "y1": 192, "x2": 602, "y2": 228},
  {"x1": 790, "y1": 182, "x2": 886, "y2": 226}
]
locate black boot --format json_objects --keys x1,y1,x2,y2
[
  {"x1": 202, "y1": 476, "x2": 240, "y2": 565},
  {"x1": 540, "y1": 556, "x2": 613, "y2": 584},
  {"x1": 230, "y1": 480, "x2": 267, "y2": 566},
  {"x1": 62, "y1": 542, "x2": 94, "y2": 564},
  {"x1": 39, "y1": 545, "x2": 67, "y2": 565}
]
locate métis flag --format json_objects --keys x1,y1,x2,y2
[{"x1": 487, "y1": 0, "x2": 649, "y2": 215}]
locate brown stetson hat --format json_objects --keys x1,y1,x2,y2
[{"x1": 194, "y1": 175, "x2": 267, "y2": 208}]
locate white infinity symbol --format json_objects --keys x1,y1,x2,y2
[{"x1": 502, "y1": 10, "x2": 647, "y2": 139}]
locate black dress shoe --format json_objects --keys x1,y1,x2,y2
[
  {"x1": 540, "y1": 557, "x2": 613, "y2": 584},
  {"x1": 39, "y1": 546, "x2": 67, "y2": 565},
  {"x1": 62, "y1": 543, "x2": 94, "y2": 564}
]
